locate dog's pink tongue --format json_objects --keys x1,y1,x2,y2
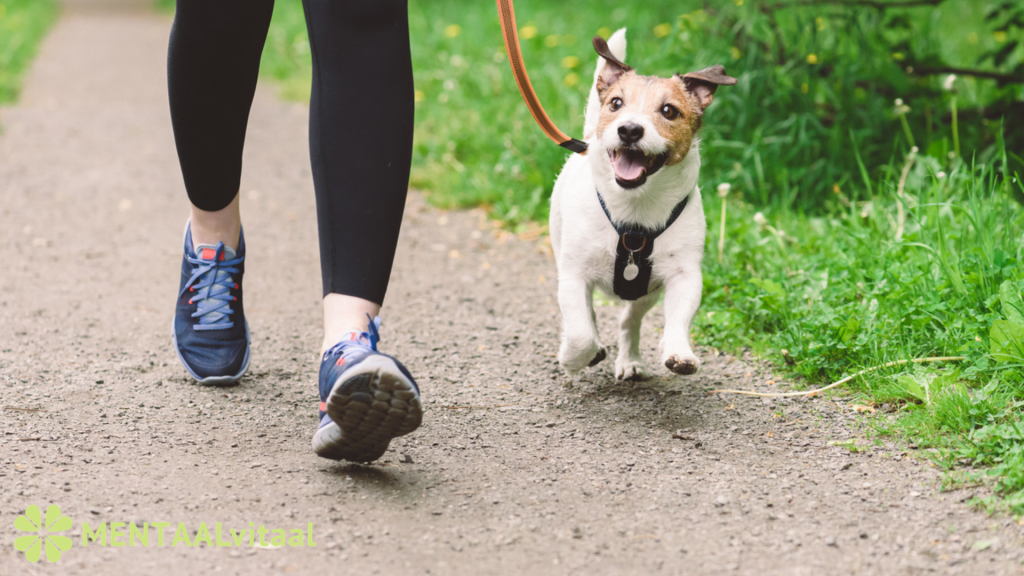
[{"x1": 613, "y1": 154, "x2": 646, "y2": 181}]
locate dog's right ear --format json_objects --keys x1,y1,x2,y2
[
  {"x1": 593, "y1": 36, "x2": 631, "y2": 98},
  {"x1": 678, "y1": 65, "x2": 737, "y2": 112}
]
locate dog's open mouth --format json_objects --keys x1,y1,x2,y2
[{"x1": 609, "y1": 148, "x2": 668, "y2": 188}]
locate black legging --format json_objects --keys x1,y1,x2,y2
[{"x1": 167, "y1": 0, "x2": 414, "y2": 305}]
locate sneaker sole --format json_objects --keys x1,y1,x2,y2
[
  {"x1": 313, "y1": 354, "x2": 422, "y2": 463},
  {"x1": 171, "y1": 317, "x2": 251, "y2": 386}
]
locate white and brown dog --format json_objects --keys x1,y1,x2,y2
[{"x1": 550, "y1": 29, "x2": 735, "y2": 380}]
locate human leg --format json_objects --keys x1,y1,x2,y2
[
  {"x1": 303, "y1": 0, "x2": 422, "y2": 460},
  {"x1": 167, "y1": 0, "x2": 273, "y2": 382}
]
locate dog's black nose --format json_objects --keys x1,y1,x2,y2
[{"x1": 618, "y1": 123, "x2": 644, "y2": 144}]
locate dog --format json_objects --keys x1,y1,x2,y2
[{"x1": 549, "y1": 29, "x2": 736, "y2": 380}]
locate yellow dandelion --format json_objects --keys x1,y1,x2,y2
[
  {"x1": 563, "y1": 73, "x2": 579, "y2": 88},
  {"x1": 893, "y1": 52, "x2": 905, "y2": 61},
  {"x1": 597, "y1": 27, "x2": 611, "y2": 39},
  {"x1": 806, "y1": 53, "x2": 818, "y2": 65},
  {"x1": 730, "y1": 46, "x2": 741, "y2": 60},
  {"x1": 545, "y1": 34, "x2": 560, "y2": 48},
  {"x1": 967, "y1": 32, "x2": 978, "y2": 44},
  {"x1": 414, "y1": 90, "x2": 425, "y2": 102},
  {"x1": 520, "y1": 25, "x2": 537, "y2": 39},
  {"x1": 994, "y1": 30, "x2": 1007, "y2": 43},
  {"x1": 445, "y1": 24, "x2": 461, "y2": 38},
  {"x1": 801, "y1": 83, "x2": 809, "y2": 94},
  {"x1": 653, "y1": 23, "x2": 672, "y2": 38},
  {"x1": 562, "y1": 55, "x2": 580, "y2": 69}
]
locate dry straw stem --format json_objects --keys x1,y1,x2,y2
[
  {"x1": 717, "y1": 183, "x2": 730, "y2": 263},
  {"x1": 895, "y1": 147, "x2": 916, "y2": 241},
  {"x1": 712, "y1": 356, "x2": 966, "y2": 398}
]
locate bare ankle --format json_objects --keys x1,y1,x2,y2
[
  {"x1": 190, "y1": 192, "x2": 241, "y2": 251},
  {"x1": 322, "y1": 293, "x2": 381, "y2": 354}
]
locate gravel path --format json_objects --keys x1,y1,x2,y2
[{"x1": 2, "y1": 3, "x2": 1023, "y2": 575}]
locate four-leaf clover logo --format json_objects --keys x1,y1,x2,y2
[{"x1": 14, "y1": 504, "x2": 72, "y2": 563}]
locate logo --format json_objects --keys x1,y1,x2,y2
[
  {"x1": 11, "y1": 502, "x2": 316, "y2": 562},
  {"x1": 14, "y1": 504, "x2": 73, "y2": 563}
]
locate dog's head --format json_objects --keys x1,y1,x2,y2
[{"x1": 591, "y1": 36, "x2": 736, "y2": 190}]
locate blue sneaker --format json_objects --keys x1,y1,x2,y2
[
  {"x1": 313, "y1": 316, "x2": 422, "y2": 462},
  {"x1": 172, "y1": 223, "x2": 250, "y2": 385}
]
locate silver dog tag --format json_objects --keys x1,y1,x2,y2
[{"x1": 623, "y1": 263, "x2": 639, "y2": 281}]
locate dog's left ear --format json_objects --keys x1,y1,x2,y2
[
  {"x1": 677, "y1": 65, "x2": 737, "y2": 112},
  {"x1": 593, "y1": 36, "x2": 632, "y2": 98}
]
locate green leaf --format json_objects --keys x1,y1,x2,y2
[
  {"x1": 839, "y1": 316, "x2": 860, "y2": 343},
  {"x1": 990, "y1": 320, "x2": 1024, "y2": 363},
  {"x1": 750, "y1": 277, "x2": 785, "y2": 298},
  {"x1": 895, "y1": 374, "x2": 927, "y2": 402},
  {"x1": 999, "y1": 280, "x2": 1024, "y2": 325},
  {"x1": 972, "y1": 539, "x2": 993, "y2": 551}
]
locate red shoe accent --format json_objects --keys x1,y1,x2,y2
[
  {"x1": 335, "y1": 357, "x2": 347, "y2": 367},
  {"x1": 200, "y1": 248, "x2": 226, "y2": 261},
  {"x1": 319, "y1": 401, "x2": 327, "y2": 412}
]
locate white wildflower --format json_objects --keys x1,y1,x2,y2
[
  {"x1": 753, "y1": 212, "x2": 767, "y2": 225},
  {"x1": 936, "y1": 171, "x2": 946, "y2": 179},
  {"x1": 943, "y1": 74, "x2": 956, "y2": 91},
  {"x1": 717, "y1": 183, "x2": 731, "y2": 197}
]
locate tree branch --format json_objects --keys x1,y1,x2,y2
[{"x1": 910, "y1": 65, "x2": 1024, "y2": 84}]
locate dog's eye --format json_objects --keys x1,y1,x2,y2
[
  {"x1": 660, "y1": 104, "x2": 679, "y2": 120},
  {"x1": 609, "y1": 97, "x2": 623, "y2": 112}
]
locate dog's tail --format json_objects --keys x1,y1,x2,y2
[{"x1": 583, "y1": 27, "x2": 626, "y2": 140}]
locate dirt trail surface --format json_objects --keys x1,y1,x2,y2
[{"x1": 2, "y1": 3, "x2": 1024, "y2": 575}]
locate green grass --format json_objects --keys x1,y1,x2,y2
[
  {"x1": 699, "y1": 153, "x2": 1024, "y2": 511},
  {"x1": 162, "y1": 0, "x2": 1024, "y2": 513},
  {"x1": 255, "y1": 0, "x2": 1022, "y2": 220},
  {"x1": 0, "y1": 0, "x2": 59, "y2": 107}
]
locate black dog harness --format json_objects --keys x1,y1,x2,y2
[{"x1": 596, "y1": 191, "x2": 690, "y2": 301}]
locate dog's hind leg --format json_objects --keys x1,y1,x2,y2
[
  {"x1": 615, "y1": 290, "x2": 659, "y2": 380},
  {"x1": 557, "y1": 277, "x2": 606, "y2": 372}
]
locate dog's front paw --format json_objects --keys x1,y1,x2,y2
[
  {"x1": 615, "y1": 357, "x2": 646, "y2": 381},
  {"x1": 664, "y1": 353, "x2": 700, "y2": 375},
  {"x1": 559, "y1": 337, "x2": 606, "y2": 373}
]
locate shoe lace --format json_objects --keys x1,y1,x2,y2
[
  {"x1": 178, "y1": 242, "x2": 244, "y2": 331},
  {"x1": 323, "y1": 315, "x2": 382, "y2": 360}
]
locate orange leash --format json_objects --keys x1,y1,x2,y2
[{"x1": 495, "y1": 0, "x2": 588, "y2": 155}]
